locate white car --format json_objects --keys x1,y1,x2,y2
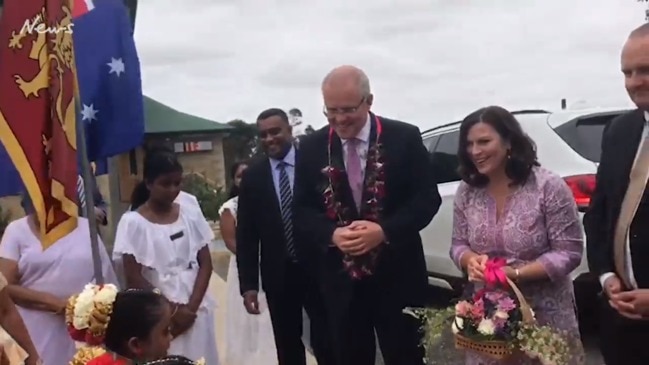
[{"x1": 420, "y1": 107, "x2": 630, "y2": 302}]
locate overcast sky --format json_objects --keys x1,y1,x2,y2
[{"x1": 135, "y1": 0, "x2": 646, "y2": 130}]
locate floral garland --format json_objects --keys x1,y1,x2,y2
[
  {"x1": 69, "y1": 347, "x2": 108, "y2": 365},
  {"x1": 321, "y1": 116, "x2": 386, "y2": 279},
  {"x1": 65, "y1": 283, "x2": 119, "y2": 347}
]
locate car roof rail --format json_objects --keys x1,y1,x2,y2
[
  {"x1": 512, "y1": 109, "x2": 550, "y2": 115},
  {"x1": 421, "y1": 109, "x2": 550, "y2": 135}
]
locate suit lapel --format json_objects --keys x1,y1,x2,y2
[
  {"x1": 618, "y1": 111, "x2": 646, "y2": 191},
  {"x1": 263, "y1": 160, "x2": 283, "y2": 224},
  {"x1": 359, "y1": 115, "x2": 378, "y2": 216}
]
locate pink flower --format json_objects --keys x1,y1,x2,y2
[
  {"x1": 470, "y1": 298, "x2": 485, "y2": 319},
  {"x1": 492, "y1": 316, "x2": 507, "y2": 330},
  {"x1": 321, "y1": 166, "x2": 342, "y2": 181},
  {"x1": 497, "y1": 297, "x2": 516, "y2": 312},
  {"x1": 455, "y1": 300, "x2": 472, "y2": 317},
  {"x1": 485, "y1": 291, "x2": 505, "y2": 302}
]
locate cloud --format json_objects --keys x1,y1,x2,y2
[{"x1": 135, "y1": 0, "x2": 643, "y2": 129}]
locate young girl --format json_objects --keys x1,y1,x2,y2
[
  {"x1": 113, "y1": 148, "x2": 218, "y2": 365},
  {"x1": 219, "y1": 162, "x2": 276, "y2": 365},
  {"x1": 74, "y1": 289, "x2": 173, "y2": 364}
]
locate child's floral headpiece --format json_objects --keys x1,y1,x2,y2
[{"x1": 65, "y1": 283, "x2": 119, "y2": 346}]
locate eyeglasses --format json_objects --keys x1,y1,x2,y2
[{"x1": 323, "y1": 97, "x2": 366, "y2": 117}]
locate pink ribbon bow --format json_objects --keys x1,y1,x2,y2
[{"x1": 483, "y1": 257, "x2": 509, "y2": 289}]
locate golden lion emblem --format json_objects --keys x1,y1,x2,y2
[{"x1": 8, "y1": 6, "x2": 76, "y2": 149}]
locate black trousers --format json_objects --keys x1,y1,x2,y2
[
  {"x1": 265, "y1": 261, "x2": 334, "y2": 365},
  {"x1": 326, "y1": 278, "x2": 425, "y2": 365},
  {"x1": 598, "y1": 295, "x2": 649, "y2": 365}
]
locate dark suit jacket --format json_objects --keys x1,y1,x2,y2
[
  {"x1": 293, "y1": 113, "x2": 441, "y2": 307},
  {"x1": 78, "y1": 174, "x2": 108, "y2": 226},
  {"x1": 584, "y1": 109, "x2": 644, "y2": 278},
  {"x1": 236, "y1": 155, "x2": 295, "y2": 295}
]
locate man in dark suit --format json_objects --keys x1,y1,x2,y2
[
  {"x1": 293, "y1": 65, "x2": 441, "y2": 365},
  {"x1": 584, "y1": 23, "x2": 649, "y2": 364},
  {"x1": 77, "y1": 171, "x2": 108, "y2": 226},
  {"x1": 236, "y1": 108, "x2": 333, "y2": 365}
]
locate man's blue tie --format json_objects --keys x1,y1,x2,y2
[
  {"x1": 278, "y1": 161, "x2": 297, "y2": 259},
  {"x1": 77, "y1": 175, "x2": 87, "y2": 212}
]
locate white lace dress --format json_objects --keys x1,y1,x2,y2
[
  {"x1": 113, "y1": 203, "x2": 219, "y2": 365},
  {"x1": 219, "y1": 197, "x2": 277, "y2": 365}
]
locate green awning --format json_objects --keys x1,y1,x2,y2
[{"x1": 144, "y1": 96, "x2": 231, "y2": 135}]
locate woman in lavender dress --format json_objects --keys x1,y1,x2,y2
[
  {"x1": 449, "y1": 106, "x2": 585, "y2": 364},
  {"x1": 0, "y1": 194, "x2": 118, "y2": 365}
]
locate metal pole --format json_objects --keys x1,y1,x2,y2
[
  {"x1": 76, "y1": 106, "x2": 104, "y2": 285},
  {"x1": 106, "y1": 157, "x2": 121, "y2": 251}
]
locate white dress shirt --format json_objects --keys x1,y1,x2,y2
[
  {"x1": 341, "y1": 114, "x2": 372, "y2": 179},
  {"x1": 599, "y1": 111, "x2": 649, "y2": 289}
]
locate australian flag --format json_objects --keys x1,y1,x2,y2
[{"x1": 73, "y1": 0, "x2": 145, "y2": 162}]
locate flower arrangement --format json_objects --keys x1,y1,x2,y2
[
  {"x1": 322, "y1": 115, "x2": 386, "y2": 279},
  {"x1": 517, "y1": 323, "x2": 571, "y2": 365},
  {"x1": 405, "y1": 258, "x2": 571, "y2": 365},
  {"x1": 402, "y1": 306, "x2": 455, "y2": 363},
  {"x1": 69, "y1": 346, "x2": 107, "y2": 365},
  {"x1": 65, "y1": 283, "x2": 119, "y2": 346}
]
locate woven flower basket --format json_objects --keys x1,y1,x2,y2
[{"x1": 454, "y1": 277, "x2": 535, "y2": 360}]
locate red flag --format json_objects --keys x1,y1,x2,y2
[{"x1": 0, "y1": 0, "x2": 79, "y2": 248}]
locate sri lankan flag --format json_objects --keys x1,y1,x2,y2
[{"x1": 0, "y1": 0, "x2": 79, "y2": 248}]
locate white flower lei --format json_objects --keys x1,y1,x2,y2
[{"x1": 71, "y1": 283, "x2": 119, "y2": 330}]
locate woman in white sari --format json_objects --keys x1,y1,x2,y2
[
  {"x1": 219, "y1": 162, "x2": 276, "y2": 365},
  {"x1": 0, "y1": 194, "x2": 117, "y2": 365}
]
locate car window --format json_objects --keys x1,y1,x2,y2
[
  {"x1": 553, "y1": 113, "x2": 622, "y2": 163},
  {"x1": 423, "y1": 135, "x2": 440, "y2": 151},
  {"x1": 430, "y1": 130, "x2": 461, "y2": 183}
]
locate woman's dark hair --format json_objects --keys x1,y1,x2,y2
[
  {"x1": 130, "y1": 146, "x2": 183, "y2": 210},
  {"x1": 138, "y1": 356, "x2": 197, "y2": 365},
  {"x1": 228, "y1": 161, "x2": 247, "y2": 199},
  {"x1": 104, "y1": 290, "x2": 168, "y2": 356},
  {"x1": 20, "y1": 191, "x2": 34, "y2": 214},
  {"x1": 457, "y1": 106, "x2": 539, "y2": 187}
]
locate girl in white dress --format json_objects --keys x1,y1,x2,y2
[
  {"x1": 219, "y1": 162, "x2": 277, "y2": 365},
  {"x1": 113, "y1": 147, "x2": 218, "y2": 365}
]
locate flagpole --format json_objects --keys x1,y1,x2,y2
[{"x1": 76, "y1": 103, "x2": 105, "y2": 285}]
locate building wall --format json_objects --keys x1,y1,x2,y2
[{"x1": 145, "y1": 133, "x2": 227, "y2": 188}]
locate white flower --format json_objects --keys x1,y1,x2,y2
[
  {"x1": 477, "y1": 319, "x2": 496, "y2": 335},
  {"x1": 94, "y1": 284, "x2": 118, "y2": 305},
  {"x1": 451, "y1": 317, "x2": 464, "y2": 334},
  {"x1": 71, "y1": 283, "x2": 119, "y2": 330},
  {"x1": 195, "y1": 358, "x2": 205, "y2": 365},
  {"x1": 494, "y1": 310, "x2": 509, "y2": 320},
  {"x1": 72, "y1": 285, "x2": 97, "y2": 329}
]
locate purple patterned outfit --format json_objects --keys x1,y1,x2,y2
[{"x1": 450, "y1": 167, "x2": 585, "y2": 365}]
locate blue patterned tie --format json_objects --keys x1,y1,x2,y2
[
  {"x1": 77, "y1": 175, "x2": 87, "y2": 212},
  {"x1": 278, "y1": 161, "x2": 297, "y2": 259}
]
